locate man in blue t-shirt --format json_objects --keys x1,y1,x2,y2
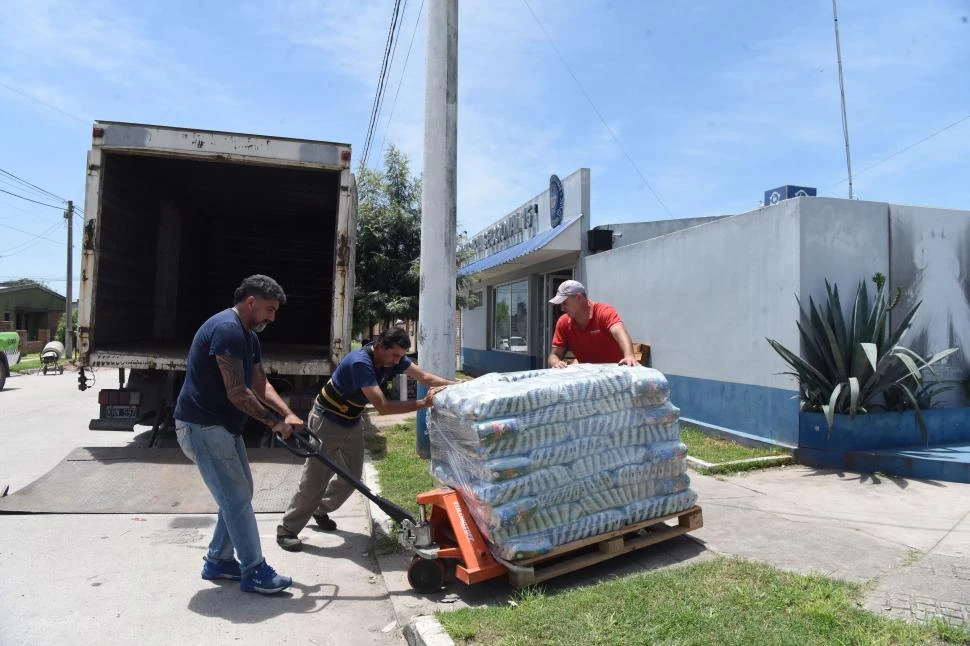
[
  {"x1": 277, "y1": 327, "x2": 455, "y2": 552},
  {"x1": 174, "y1": 274, "x2": 301, "y2": 594}
]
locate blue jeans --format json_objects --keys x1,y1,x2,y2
[{"x1": 175, "y1": 420, "x2": 263, "y2": 578}]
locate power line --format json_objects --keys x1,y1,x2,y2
[
  {"x1": 360, "y1": 0, "x2": 403, "y2": 171},
  {"x1": 359, "y1": 0, "x2": 405, "y2": 172},
  {"x1": 0, "y1": 229, "x2": 62, "y2": 257},
  {"x1": 0, "y1": 176, "x2": 65, "y2": 206},
  {"x1": 378, "y1": 0, "x2": 425, "y2": 158},
  {"x1": 0, "y1": 188, "x2": 66, "y2": 210},
  {"x1": 0, "y1": 167, "x2": 69, "y2": 203},
  {"x1": 0, "y1": 167, "x2": 84, "y2": 220},
  {"x1": 521, "y1": 0, "x2": 674, "y2": 219},
  {"x1": 0, "y1": 80, "x2": 88, "y2": 124},
  {"x1": 0, "y1": 221, "x2": 63, "y2": 256},
  {"x1": 826, "y1": 113, "x2": 970, "y2": 190}
]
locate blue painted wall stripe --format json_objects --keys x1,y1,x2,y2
[{"x1": 665, "y1": 373, "x2": 800, "y2": 446}]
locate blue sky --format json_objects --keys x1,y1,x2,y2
[{"x1": 1, "y1": 0, "x2": 968, "y2": 298}]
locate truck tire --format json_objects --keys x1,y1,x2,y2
[{"x1": 0, "y1": 354, "x2": 8, "y2": 391}]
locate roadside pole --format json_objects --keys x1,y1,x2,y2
[
  {"x1": 64, "y1": 200, "x2": 73, "y2": 360},
  {"x1": 417, "y1": 0, "x2": 458, "y2": 458}
]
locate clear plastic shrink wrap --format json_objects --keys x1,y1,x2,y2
[{"x1": 429, "y1": 364, "x2": 697, "y2": 561}]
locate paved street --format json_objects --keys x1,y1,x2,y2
[{"x1": 0, "y1": 369, "x2": 404, "y2": 646}]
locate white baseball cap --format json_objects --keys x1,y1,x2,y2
[{"x1": 549, "y1": 280, "x2": 586, "y2": 305}]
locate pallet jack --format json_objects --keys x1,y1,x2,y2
[
  {"x1": 277, "y1": 427, "x2": 703, "y2": 591},
  {"x1": 277, "y1": 427, "x2": 508, "y2": 592}
]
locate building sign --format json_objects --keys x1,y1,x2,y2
[
  {"x1": 549, "y1": 174, "x2": 564, "y2": 228},
  {"x1": 460, "y1": 168, "x2": 585, "y2": 265},
  {"x1": 461, "y1": 203, "x2": 539, "y2": 260}
]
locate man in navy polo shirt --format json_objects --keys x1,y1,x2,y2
[
  {"x1": 174, "y1": 274, "x2": 301, "y2": 594},
  {"x1": 276, "y1": 327, "x2": 455, "y2": 552}
]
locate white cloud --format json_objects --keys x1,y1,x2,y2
[{"x1": 0, "y1": 0, "x2": 240, "y2": 119}]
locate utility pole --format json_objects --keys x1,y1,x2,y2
[
  {"x1": 417, "y1": 0, "x2": 458, "y2": 458},
  {"x1": 64, "y1": 200, "x2": 73, "y2": 360},
  {"x1": 832, "y1": 0, "x2": 854, "y2": 199}
]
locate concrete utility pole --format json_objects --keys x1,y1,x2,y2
[
  {"x1": 417, "y1": 0, "x2": 458, "y2": 458},
  {"x1": 64, "y1": 200, "x2": 73, "y2": 360}
]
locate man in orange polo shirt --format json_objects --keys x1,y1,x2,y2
[{"x1": 547, "y1": 280, "x2": 637, "y2": 368}]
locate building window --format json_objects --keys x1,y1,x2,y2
[{"x1": 491, "y1": 279, "x2": 529, "y2": 353}]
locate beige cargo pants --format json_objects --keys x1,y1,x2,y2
[{"x1": 280, "y1": 402, "x2": 364, "y2": 534}]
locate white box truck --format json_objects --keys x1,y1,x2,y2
[{"x1": 77, "y1": 121, "x2": 357, "y2": 442}]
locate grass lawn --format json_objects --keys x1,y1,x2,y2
[
  {"x1": 437, "y1": 557, "x2": 968, "y2": 645},
  {"x1": 681, "y1": 422, "x2": 791, "y2": 474},
  {"x1": 364, "y1": 420, "x2": 435, "y2": 514},
  {"x1": 367, "y1": 420, "x2": 969, "y2": 645},
  {"x1": 9, "y1": 353, "x2": 42, "y2": 373}
]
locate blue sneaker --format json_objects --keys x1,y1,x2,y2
[
  {"x1": 201, "y1": 556, "x2": 242, "y2": 581},
  {"x1": 240, "y1": 560, "x2": 292, "y2": 595}
]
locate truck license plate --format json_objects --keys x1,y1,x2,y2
[{"x1": 105, "y1": 405, "x2": 139, "y2": 419}]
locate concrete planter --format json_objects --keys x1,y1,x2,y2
[{"x1": 796, "y1": 408, "x2": 970, "y2": 470}]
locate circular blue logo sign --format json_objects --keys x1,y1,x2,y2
[{"x1": 549, "y1": 174, "x2": 564, "y2": 228}]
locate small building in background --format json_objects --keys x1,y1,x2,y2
[{"x1": 0, "y1": 280, "x2": 66, "y2": 350}]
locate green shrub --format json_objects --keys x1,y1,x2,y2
[{"x1": 767, "y1": 274, "x2": 957, "y2": 438}]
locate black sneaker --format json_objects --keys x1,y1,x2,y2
[
  {"x1": 313, "y1": 513, "x2": 338, "y2": 531},
  {"x1": 276, "y1": 525, "x2": 303, "y2": 552}
]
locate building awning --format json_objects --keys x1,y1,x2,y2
[{"x1": 459, "y1": 215, "x2": 582, "y2": 278}]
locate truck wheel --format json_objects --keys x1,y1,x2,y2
[
  {"x1": 407, "y1": 556, "x2": 445, "y2": 593},
  {"x1": 0, "y1": 356, "x2": 7, "y2": 391}
]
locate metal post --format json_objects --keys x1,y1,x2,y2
[
  {"x1": 417, "y1": 0, "x2": 458, "y2": 458},
  {"x1": 832, "y1": 0, "x2": 854, "y2": 199},
  {"x1": 64, "y1": 200, "x2": 74, "y2": 360}
]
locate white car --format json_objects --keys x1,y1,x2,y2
[{"x1": 499, "y1": 336, "x2": 528, "y2": 352}]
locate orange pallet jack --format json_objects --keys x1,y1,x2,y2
[
  {"x1": 278, "y1": 427, "x2": 704, "y2": 592},
  {"x1": 405, "y1": 488, "x2": 507, "y2": 592},
  {"x1": 406, "y1": 487, "x2": 704, "y2": 591}
]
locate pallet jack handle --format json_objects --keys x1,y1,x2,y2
[{"x1": 276, "y1": 426, "x2": 417, "y2": 525}]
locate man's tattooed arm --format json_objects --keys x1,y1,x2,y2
[{"x1": 216, "y1": 355, "x2": 283, "y2": 428}]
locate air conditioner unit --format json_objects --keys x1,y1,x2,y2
[{"x1": 587, "y1": 229, "x2": 613, "y2": 252}]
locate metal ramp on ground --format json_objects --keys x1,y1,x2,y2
[{"x1": 0, "y1": 447, "x2": 304, "y2": 514}]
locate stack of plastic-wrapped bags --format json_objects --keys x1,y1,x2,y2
[{"x1": 428, "y1": 364, "x2": 697, "y2": 561}]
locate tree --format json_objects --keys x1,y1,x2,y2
[
  {"x1": 455, "y1": 230, "x2": 481, "y2": 310},
  {"x1": 56, "y1": 309, "x2": 78, "y2": 346},
  {"x1": 353, "y1": 146, "x2": 422, "y2": 334}
]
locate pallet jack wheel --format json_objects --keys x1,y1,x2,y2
[{"x1": 407, "y1": 556, "x2": 445, "y2": 593}]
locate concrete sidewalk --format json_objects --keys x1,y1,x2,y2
[
  {"x1": 692, "y1": 466, "x2": 970, "y2": 625},
  {"x1": 0, "y1": 370, "x2": 407, "y2": 645},
  {"x1": 361, "y1": 414, "x2": 970, "y2": 644}
]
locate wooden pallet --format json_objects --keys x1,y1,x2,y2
[{"x1": 504, "y1": 505, "x2": 703, "y2": 588}]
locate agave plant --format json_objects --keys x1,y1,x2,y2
[{"x1": 767, "y1": 274, "x2": 958, "y2": 439}]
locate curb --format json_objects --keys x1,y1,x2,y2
[
  {"x1": 404, "y1": 615, "x2": 454, "y2": 646},
  {"x1": 361, "y1": 457, "x2": 456, "y2": 646},
  {"x1": 687, "y1": 454, "x2": 794, "y2": 473}
]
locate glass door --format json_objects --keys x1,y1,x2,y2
[{"x1": 542, "y1": 271, "x2": 573, "y2": 361}]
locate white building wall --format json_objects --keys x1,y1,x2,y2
[
  {"x1": 585, "y1": 199, "x2": 803, "y2": 444},
  {"x1": 798, "y1": 198, "x2": 890, "y2": 312},
  {"x1": 586, "y1": 199, "x2": 801, "y2": 388}
]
